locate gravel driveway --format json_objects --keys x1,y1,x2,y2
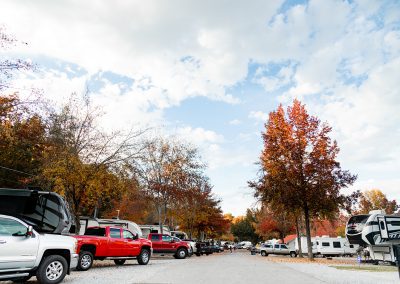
[{"x1": 11, "y1": 251, "x2": 400, "y2": 284}]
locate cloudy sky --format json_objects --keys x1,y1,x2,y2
[{"x1": 1, "y1": 0, "x2": 399, "y2": 216}]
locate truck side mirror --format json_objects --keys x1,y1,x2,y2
[{"x1": 26, "y1": 226, "x2": 33, "y2": 237}]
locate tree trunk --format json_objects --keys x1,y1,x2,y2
[
  {"x1": 304, "y1": 205, "x2": 314, "y2": 260},
  {"x1": 295, "y1": 216, "x2": 303, "y2": 258},
  {"x1": 157, "y1": 204, "x2": 163, "y2": 234}
]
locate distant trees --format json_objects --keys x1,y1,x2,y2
[
  {"x1": 255, "y1": 205, "x2": 295, "y2": 243},
  {"x1": 358, "y1": 189, "x2": 398, "y2": 214},
  {"x1": 250, "y1": 100, "x2": 357, "y2": 259},
  {"x1": 0, "y1": 85, "x2": 227, "y2": 237},
  {"x1": 231, "y1": 209, "x2": 260, "y2": 244}
]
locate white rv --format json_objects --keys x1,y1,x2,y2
[
  {"x1": 79, "y1": 217, "x2": 142, "y2": 237},
  {"x1": 139, "y1": 224, "x2": 171, "y2": 238},
  {"x1": 294, "y1": 236, "x2": 318, "y2": 255},
  {"x1": 346, "y1": 210, "x2": 400, "y2": 263},
  {"x1": 314, "y1": 236, "x2": 358, "y2": 257}
]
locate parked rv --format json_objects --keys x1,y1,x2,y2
[
  {"x1": 0, "y1": 188, "x2": 73, "y2": 234},
  {"x1": 140, "y1": 225, "x2": 171, "y2": 238},
  {"x1": 346, "y1": 210, "x2": 400, "y2": 264},
  {"x1": 314, "y1": 236, "x2": 358, "y2": 257},
  {"x1": 79, "y1": 217, "x2": 142, "y2": 237}
]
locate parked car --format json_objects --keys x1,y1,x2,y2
[
  {"x1": 0, "y1": 214, "x2": 78, "y2": 284},
  {"x1": 260, "y1": 243, "x2": 297, "y2": 257},
  {"x1": 171, "y1": 230, "x2": 197, "y2": 255},
  {"x1": 73, "y1": 226, "x2": 152, "y2": 271},
  {"x1": 148, "y1": 233, "x2": 190, "y2": 259},
  {"x1": 195, "y1": 242, "x2": 214, "y2": 256},
  {"x1": 0, "y1": 188, "x2": 74, "y2": 234}
]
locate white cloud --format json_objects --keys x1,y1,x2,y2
[
  {"x1": 229, "y1": 119, "x2": 241, "y2": 125},
  {"x1": 249, "y1": 111, "x2": 268, "y2": 122},
  {"x1": 175, "y1": 126, "x2": 224, "y2": 145}
]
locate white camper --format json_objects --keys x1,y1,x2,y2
[
  {"x1": 346, "y1": 210, "x2": 400, "y2": 263},
  {"x1": 139, "y1": 224, "x2": 171, "y2": 238},
  {"x1": 79, "y1": 217, "x2": 142, "y2": 237},
  {"x1": 314, "y1": 236, "x2": 358, "y2": 257},
  {"x1": 294, "y1": 236, "x2": 318, "y2": 255}
]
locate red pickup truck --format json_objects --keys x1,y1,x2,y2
[
  {"x1": 148, "y1": 233, "x2": 190, "y2": 259},
  {"x1": 74, "y1": 226, "x2": 152, "y2": 271}
]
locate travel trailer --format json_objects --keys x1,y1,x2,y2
[
  {"x1": 293, "y1": 236, "x2": 318, "y2": 255},
  {"x1": 139, "y1": 224, "x2": 171, "y2": 238},
  {"x1": 314, "y1": 236, "x2": 358, "y2": 257},
  {"x1": 290, "y1": 236, "x2": 357, "y2": 257},
  {"x1": 346, "y1": 210, "x2": 400, "y2": 263},
  {"x1": 79, "y1": 217, "x2": 142, "y2": 237}
]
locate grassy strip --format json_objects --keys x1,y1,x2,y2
[{"x1": 331, "y1": 265, "x2": 397, "y2": 272}]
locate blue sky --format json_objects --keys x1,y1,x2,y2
[{"x1": 1, "y1": 0, "x2": 399, "y2": 216}]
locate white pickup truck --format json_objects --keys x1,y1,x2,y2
[
  {"x1": 0, "y1": 214, "x2": 78, "y2": 284},
  {"x1": 260, "y1": 243, "x2": 297, "y2": 258}
]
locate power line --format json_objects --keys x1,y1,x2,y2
[{"x1": 0, "y1": 165, "x2": 36, "y2": 177}]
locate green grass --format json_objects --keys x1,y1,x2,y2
[{"x1": 331, "y1": 265, "x2": 398, "y2": 272}]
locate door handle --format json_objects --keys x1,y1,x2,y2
[{"x1": 0, "y1": 240, "x2": 6, "y2": 244}]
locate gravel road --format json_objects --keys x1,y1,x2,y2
[{"x1": 12, "y1": 251, "x2": 400, "y2": 284}]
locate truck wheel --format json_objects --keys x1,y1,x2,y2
[
  {"x1": 290, "y1": 252, "x2": 297, "y2": 258},
  {"x1": 114, "y1": 259, "x2": 126, "y2": 266},
  {"x1": 137, "y1": 248, "x2": 150, "y2": 265},
  {"x1": 36, "y1": 255, "x2": 67, "y2": 284},
  {"x1": 261, "y1": 251, "x2": 267, "y2": 257},
  {"x1": 77, "y1": 251, "x2": 93, "y2": 271},
  {"x1": 175, "y1": 248, "x2": 188, "y2": 259}
]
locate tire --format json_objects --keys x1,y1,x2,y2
[
  {"x1": 175, "y1": 248, "x2": 188, "y2": 259},
  {"x1": 290, "y1": 252, "x2": 297, "y2": 258},
  {"x1": 77, "y1": 251, "x2": 93, "y2": 271},
  {"x1": 137, "y1": 248, "x2": 150, "y2": 265},
  {"x1": 114, "y1": 259, "x2": 126, "y2": 266},
  {"x1": 261, "y1": 251, "x2": 267, "y2": 257},
  {"x1": 36, "y1": 255, "x2": 68, "y2": 284}
]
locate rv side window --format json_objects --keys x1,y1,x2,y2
[
  {"x1": 333, "y1": 241, "x2": 341, "y2": 248},
  {"x1": 281, "y1": 245, "x2": 288, "y2": 249},
  {"x1": 274, "y1": 244, "x2": 279, "y2": 249},
  {"x1": 316, "y1": 241, "x2": 319, "y2": 245},
  {"x1": 151, "y1": 235, "x2": 160, "y2": 241},
  {"x1": 350, "y1": 245, "x2": 354, "y2": 248},
  {"x1": 322, "y1": 242, "x2": 330, "y2": 247}
]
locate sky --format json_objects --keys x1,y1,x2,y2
[{"x1": 1, "y1": 0, "x2": 399, "y2": 216}]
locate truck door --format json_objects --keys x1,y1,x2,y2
[
  {"x1": 280, "y1": 244, "x2": 289, "y2": 255},
  {"x1": 162, "y1": 235, "x2": 175, "y2": 253},
  {"x1": 273, "y1": 244, "x2": 280, "y2": 254},
  {"x1": 150, "y1": 234, "x2": 162, "y2": 253},
  {"x1": 0, "y1": 216, "x2": 39, "y2": 270},
  {"x1": 108, "y1": 228, "x2": 125, "y2": 256},
  {"x1": 377, "y1": 216, "x2": 389, "y2": 239},
  {"x1": 123, "y1": 229, "x2": 140, "y2": 256}
]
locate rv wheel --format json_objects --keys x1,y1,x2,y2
[{"x1": 290, "y1": 252, "x2": 297, "y2": 258}]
